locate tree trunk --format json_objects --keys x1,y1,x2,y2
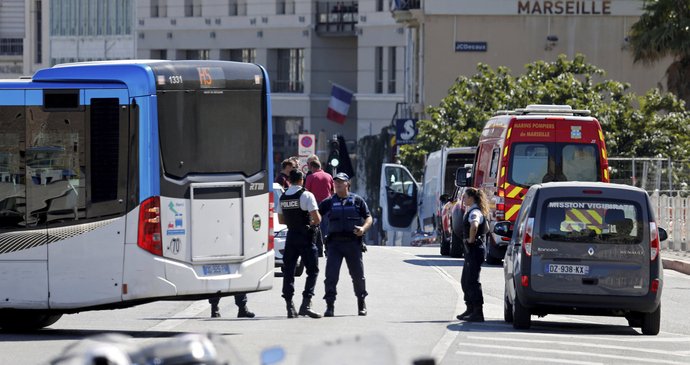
[{"x1": 666, "y1": 58, "x2": 690, "y2": 106}]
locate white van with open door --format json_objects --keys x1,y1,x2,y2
[{"x1": 379, "y1": 163, "x2": 420, "y2": 245}]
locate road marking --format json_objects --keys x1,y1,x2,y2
[
  {"x1": 492, "y1": 330, "x2": 690, "y2": 343},
  {"x1": 459, "y1": 342, "x2": 688, "y2": 364},
  {"x1": 146, "y1": 300, "x2": 209, "y2": 332},
  {"x1": 464, "y1": 335, "x2": 690, "y2": 358},
  {"x1": 454, "y1": 351, "x2": 602, "y2": 365}
]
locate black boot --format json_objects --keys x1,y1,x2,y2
[
  {"x1": 299, "y1": 298, "x2": 322, "y2": 319},
  {"x1": 210, "y1": 304, "x2": 221, "y2": 318},
  {"x1": 456, "y1": 304, "x2": 473, "y2": 321},
  {"x1": 464, "y1": 305, "x2": 484, "y2": 322},
  {"x1": 286, "y1": 300, "x2": 298, "y2": 319},
  {"x1": 237, "y1": 305, "x2": 255, "y2": 318},
  {"x1": 324, "y1": 302, "x2": 335, "y2": 317},
  {"x1": 357, "y1": 298, "x2": 367, "y2": 316}
]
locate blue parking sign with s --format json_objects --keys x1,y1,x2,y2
[{"x1": 396, "y1": 119, "x2": 418, "y2": 145}]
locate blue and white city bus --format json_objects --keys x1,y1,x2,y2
[{"x1": 0, "y1": 60, "x2": 275, "y2": 331}]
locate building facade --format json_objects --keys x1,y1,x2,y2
[
  {"x1": 49, "y1": 0, "x2": 136, "y2": 65},
  {"x1": 0, "y1": 0, "x2": 49, "y2": 78},
  {"x1": 392, "y1": 0, "x2": 673, "y2": 116},
  {"x1": 136, "y1": 0, "x2": 406, "y2": 166}
]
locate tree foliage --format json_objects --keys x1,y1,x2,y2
[
  {"x1": 399, "y1": 55, "x2": 690, "y2": 177},
  {"x1": 628, "y1": 0, "x2": 690, "y2": 104}
]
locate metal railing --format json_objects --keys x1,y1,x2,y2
[
  {"x1": 390, "y1": 0, "x2": 421, "y2": 11},
  {"x1": 315, "y1": 1, "x2": 358, "y2": 34}
]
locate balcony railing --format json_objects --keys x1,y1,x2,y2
[{"x1": 315, "y1": 1, "x2": 358, "y2": 35}]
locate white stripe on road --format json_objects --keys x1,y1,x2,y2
[
  {"x1": 146, "y1": 300, "x2": 209, "y2": 332},
  {"x1": 459, "y1": 342, "x2": 688, "y2": 365},
  {"x1": 492, "y1": 330, "x2": 690, "y2": 343},
  {"x1": 454, "y1": 351, "x2": 603, "y2": 365},
  {"x1": 465, "y1": 335, "x2": 690, "y2": 358}
]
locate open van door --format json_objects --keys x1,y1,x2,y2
[{"x1": 380, "y1": 163, "x2": 419, "y2": 231}]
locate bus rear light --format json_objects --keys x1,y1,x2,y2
[
  {"x1": 521, "y1": 275, "x2": 529, "y2": 287},
  {"x1": 268, "y1": 192, "x2": 275, "y2": 251},
  {"x1": 650, "y1": 278, "x2": 660, "y2": 293},
  {"x1": 138, "y1": 196, "x2": 163, "y2": 256},
  {"x1": 523, "y1": 217, "x2": 534, "y2": 256},
  {"x1": 649, "y1": 222, "x2": 660, "y2": 261}
]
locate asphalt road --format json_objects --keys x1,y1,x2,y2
[{"x1": 1, "y1": 245, "x2": 689, "y2": 365}]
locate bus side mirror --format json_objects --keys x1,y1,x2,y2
[{"x1": 455, "y1": 167, "x2": 471, "y2": 187}]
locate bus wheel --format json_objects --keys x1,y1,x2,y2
[{"x1": 0, "y1": 312, "x2": 62, "y2": 332}]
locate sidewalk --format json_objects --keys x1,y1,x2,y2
[{"x1": 661, "y1": 249, "x2": 690, "y2": 275}]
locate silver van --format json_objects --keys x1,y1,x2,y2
[{"x1": 496, "y1": 182, "x2": 667, "y2": 335}]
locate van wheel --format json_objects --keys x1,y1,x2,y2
[
  {"x1": 641, "y1": 305, "x2": 661, "y2": 335},
  {"x1": 294, "y1": 258, "x2": 305, "y2": 277},
  {"x1": 512, "y1": 294, "x2": 531, "y2": 329},
  {"x1": 504, "y1": 289, "x2": 513, "y2": 323},
  {"x1": 449, "y1": 232, "x2": 464, "y2": 258},
  {"x1": 0, "y1": 312, "x2": 62, "y2": 332},
  {"x1": 626, "y1": 314, "x2": 642, "y2": 328}
]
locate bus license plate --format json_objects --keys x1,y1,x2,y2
[
  {"x1": 202, "y1": 264, "x2": 230, "y2": 276},
  {"x1": 546, "y1": 264, "x2": 589, "y2": 275}
]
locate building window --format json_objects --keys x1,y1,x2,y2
[
  {"x1": 151, "y1": 0, "x2": 167, "y2": 17},
  {"x1": 229, "y1": 0, "x2": 247, "y2": 16},
  {"x1": 375, "y1": 47, "x2": 383, "y2": 94},
  {"x1": 0, "y1": 39, "x2": 23, "y2": 56},
  {"x1": 184, "y1": 0, "x2": 202, "y2": 17},
  {"x1": 35, "y1": 1, "x2": 43, "y2": 64},
  {"x1": 376, "y1": 0, "x2": 384, "y2": 12},
  {"x1": 151, "y1": 49, "x2": 167, "y2": 59},
  {"x1": 50, "y1": 0, "x2": 132, "y2": 36},
  {"x1": 222, "y1": 49, "x2": 255, "y2": 63},
  {"x1": 388, "y1": 46, "x2": 396, "y2": 93},
  {"x1": 276, "y1": 0, "x2": 295, "y2": 15},
  {"x1": 177, "y1": 49, "x2": 209, "y2": 60},
  {"x1": 274, "y1": 49, "x2": 304, "y2": 93}
]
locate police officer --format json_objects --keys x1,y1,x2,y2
[
  {"x1": 277, "y1": 170, "x2": 322, "y2": 319},
  {"x1": 208, "y1": 294, "x2": 254, "y2": 318},
  {"x1": 319, "y1": 172, "x2": 372, "y2": 317},
  {"x1": 456, "y1": 187, "x2": 489, "y2": 322}
]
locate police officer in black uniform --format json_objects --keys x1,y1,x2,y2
[
  {"x1": 208, "y1": 294, "x2": 254, "y2": 318},
  {"x1": 456, "y1": 187, "x2": 489, "y2": 322},
  {"x1": 278, "y1": 170, "x2": 322, "y2": 319},
  {"x1": 319, "y1": 173, "x2": 372, "y2": 317}
]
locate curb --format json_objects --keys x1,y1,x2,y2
[{"x1": 662, "y1": 258, "x2": 690, "y2": 276}]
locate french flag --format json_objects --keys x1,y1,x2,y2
[{"x1": 326, "y1": 83, "x2": 353, "y2": 124}]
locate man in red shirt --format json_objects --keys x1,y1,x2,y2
[
  {"x1": 305, "y1": 159, "x2": 334, "y2": 256},
  {"x1": 305, "y1": 159, "x2": 334, "y2": 204}
]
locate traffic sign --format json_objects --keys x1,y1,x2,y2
[{"x1": 298, "y1": 134, "x2": 316, "y2": 156}]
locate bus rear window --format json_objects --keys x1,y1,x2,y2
[
  {"x1": 157, "y1": 89, "x2": 265, "y2": 179},
  {"x1": 509, "y1": 143, "x2": 600, "y2": 187},
  {"x1": 540, "y1": 199, "x2": 642, "y2": 244}
]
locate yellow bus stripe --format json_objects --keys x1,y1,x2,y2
[
  {"x1": 571, "y1": 209, "x2": 591, "y2": 224},
  {"x1": 598, "y1": 130, "x2": 604, "y2": 142},
  {"x1": 505, "y1": 204, "x2": 521, "y2": 220},
  {"x1": 507, "y1": 186, "x2": 522, "y2": 198},
  {"x1": 501, "y1": 166, "x2": 505, "y2": 178},
  {"x1": 503, "y1": 146, "x2": 509, "y2": 158},
  {"x1": 587, "y1": 210, "x2": 603, "y2": 225},
  {"x1": 507, "y1": 128, "x2": 512, "y2": 139}
]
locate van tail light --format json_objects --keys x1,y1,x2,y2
[
  {"x1": 268, "y1": 192, "x2": 275, "y2": 252},
  {"x1": 138, "y1": 196, "x2": 162, "y2": 256},
  {"x1": 649, "y1": 221, "x2": 659, "y2": 261},
  {"x1": 496, "y1": 189, "x2": 505, "y2": 220},
  {"x1": 523, "y1": 217, "x2": 534, "y2": 256},
  {"x1": 521, "y1": 275, "x2": 529, "y2": 287},
  {"x1": 650, "y1": 278, "x2": 660, "y2": 293}
]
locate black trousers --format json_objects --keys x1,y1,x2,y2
[
  {"x1": 282, "y1": 230, "x2": 319, "y2": 301},
  {"x1": 324, "y1": 239, "x2": 367, "y2": 303},
  {"x1": 461, "y1": 243, "x2": 485, "y2": 306},
  {"x1": 208, "y1": 294, "x2": 247, "y2": 308}
]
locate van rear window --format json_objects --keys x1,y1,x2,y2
[{"x1": 540, "y1": 199, "x2": 642, "y2": 244}]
